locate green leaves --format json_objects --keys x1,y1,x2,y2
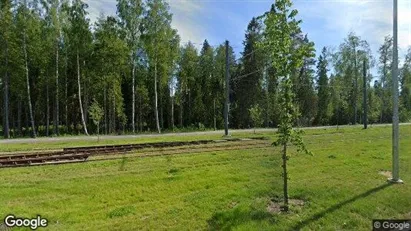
[
  {"x1": 249, "y1": 104, "x2": 264, "y2": 129},
  {"x1": 67, "y1": 0, "x2": 92, "y2": 54},
  {"x1": 88, "y1": 99, "x2": 103, "y2": 126},
  {"x1": 316, "y1": 47, "x2": 330, "y2": 125},
  {"x1": 263, "y1": 0, "x2": 311, "y2": 155},
  {"x1": 116, "y1": 0, "x2": 143, "y2": 56}
]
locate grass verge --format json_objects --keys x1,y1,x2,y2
[{"x1": 0, "y1": 125, "x2": 410, "y2": 230}]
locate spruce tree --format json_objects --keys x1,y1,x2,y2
[{"x1": 316, "y1": 47, "x2": 330, "y2": 125}]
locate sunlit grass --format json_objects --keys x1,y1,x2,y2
[{"x1": 0, "y1": 125, "x2": 410, "y2": 230}]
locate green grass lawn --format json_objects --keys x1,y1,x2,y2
[{"x1": 0, "y1": 125, "x2": 410, "y2": 230}]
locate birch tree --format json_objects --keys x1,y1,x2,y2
[
  {"x1": 142, "y1": 0, "x2": 174, "y2": 133},
  {"x1": 17, "y1": 0, "x2": 37, "y2": 137},
  {"x1": 116, "y1": 0, "x2": 143, "y2": 133},
  {"x1": 67, "y1": 0, "x2": 91, "y2": 135}
]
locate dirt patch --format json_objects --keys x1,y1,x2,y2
[
  {"x1": 267, "y1": 201, "x2": 282, "y2": 214},
  {"x1": 228, "y1": 201, "x2": 238, "y2": 209},
  {"x1": 379, "y1": 170, "x2": 392, "y2": 178},
  {"x1": 267, "y1": 198, "x2": 305, "y2": 214},
  {"x1": 290, "y1": 199, "x2": 305, "y2": 206}
]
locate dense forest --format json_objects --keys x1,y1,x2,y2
[{"x1": 1, "y1": 0, "x2": 411, "y2": 138}]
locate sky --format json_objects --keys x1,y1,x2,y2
[{"x1": 84, "y1": 0, "x2": 411, "y2": 75}]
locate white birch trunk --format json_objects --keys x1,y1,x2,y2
[
  {"x1": 77, "y1": 49, "x2": 88, "y2": 135},
  {"x1": 23, "y1": 24, "x2": 36, "y2": 138}
]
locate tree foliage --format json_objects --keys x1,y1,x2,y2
[
  {"x1": 248, "y1": 104, "x2": 263, "y2": 133},
  {"x1": 316, "y1": 47, "x2": 330, "y2": 125},
  {"x1": 262, "y1": 0, "x2": 312, "y2": 212},
  {"x1": 0, "y1": 0, "x2": 410, "y2": 139}
]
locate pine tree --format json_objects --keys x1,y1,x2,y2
[
  {"x1": 198, "y1": 40, "x2": 214, "y2": 127},
  {"x1": 234, "y1": 17, "x2": 264, "y2": 128}
]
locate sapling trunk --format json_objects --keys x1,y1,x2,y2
[
  {"x1": 213, "y1": 99, "x2": 216, "y2": 131},
  {"x1": 55, "y1": 40, "x2": 59, "y2": 136},
  {"x1": 132, "y1": 62, "x2": 136, "y2": 133},
  {"x1": 282, "y1": 143, "x2": 289, "y2": 212},
  {"x1": 154, "y1": 60, "x2": 161, "y2": 134},
  {"x1": 97, "y1": 123, "x2": 100, "y2": 142}
]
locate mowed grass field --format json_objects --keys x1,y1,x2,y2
[{"x1": 0, "y1": 125, "x2": 410, "y2": 230}]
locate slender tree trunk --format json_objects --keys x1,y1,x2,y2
[
  {"x1": 54, "y1": 40, "x2": 59, "y2": 135},
  {"x1": 160, "y1": 94, "x2": 164, "y2": 129},
  {"x1": 380, "y1": 96, "x2": 384, "y2": 123},
  {"x1": 171, "y1": 95, "x2": 174, "y2": 131},
  {"x1": 3, "y1": 40, "x2": 10, "y2": 139},
  {"x1": 337, "y1": 94, "x2": 340, "y2": 130},
  {"x1": 132, "y1": 62, "x2": 136, "y2": 133},
  {"x1": 363, "y1": 60, "x2": 368, "y2": 129},
  {"x1": 97, "y1": 123, "x2": 100, "y2": 142},
  {"x1": 188, "y1": 90, "x2": 191, "y2": 125},
  {"x1": 113, "y1": 96, "x2": 116, "y2": 133},
  {"x1": 108, "y1": 97, "x2": 112, "y2": 134},
  {"x1": 23, "y1": 28, "x2": 36, "y2": 138},
  {"x1": 354, "y1": 47, "x2": 358, "y2": 125},
  {"x1": 25, "y1": 107, "x2": 29, "y2": 137},
  {"x1": 380, "y1": 64, "x2": 386, "y2": 123},
  {"x1": 46, "y1": 76, "x2": 50, "y2": 136},
  {"x1": 154, "y1": 60, "x2": 161, "y2": 133},
  {"x1": 139, "y1": 93, "x2": 143, "y2": 132},
  {"x1": 83, "y1": 60, "x2": 89, "y2": 123},
  {"x1": 17, "y1": 99, "x2": 22, "y2": 136},
  {"x1": 179, "y1": 92, "x2": 183, "y2": 127},
  {"x1": 159, "y1": 81, "x2": 164, "y2": 129},
  {"x1": 11, "y1": 104, "x2": 15, "y2": 138},
  {"x1": 264, "y1": 67, "x2": 269, "y2": 128},
  {"x1": 213, "y1": 98, "x2": 216, "y2": 131},
  {"x1": 77, "y1": 49, "x2": 88, "y2": 135},
  {"x1": 104, "y1": 86, "x2": 107, "y2": 135},
  {"x1": 282, "y1": 143, "x2": 289, "y2": 212},
  {"x1": 65, "y1": 51, "x2": 68, "y2": 132}
]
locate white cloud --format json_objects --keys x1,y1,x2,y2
[
  {"x1": 167, "y1": 0, "x2": 209, "y2": 46},
  {"x1": 298, "y1": 0, "x2": 411, "y2": 58},
  {"x1": 81, "y1": 0, "x2": 411, "y2": 62},
  {"x1": 84, "y1": 0, "x2": 117, "y2": 25},
  {"x1": 85, "y1": 0, "x2": 211, "y2": 48}
]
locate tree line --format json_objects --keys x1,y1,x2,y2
[{"x1": 1, "y1": 0, "x2": 411, "y2": 138}]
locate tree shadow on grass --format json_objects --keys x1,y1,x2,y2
[
  {"x1": 207, "y1": 206, "x2": 276, "y2": 231},
  {"x1": 291, "y1": 183, "x2": 392, "y2": 230}
]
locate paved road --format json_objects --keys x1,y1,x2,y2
[{"x1": 0, "y1": 123, "x2": 409, "y2": 144}]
